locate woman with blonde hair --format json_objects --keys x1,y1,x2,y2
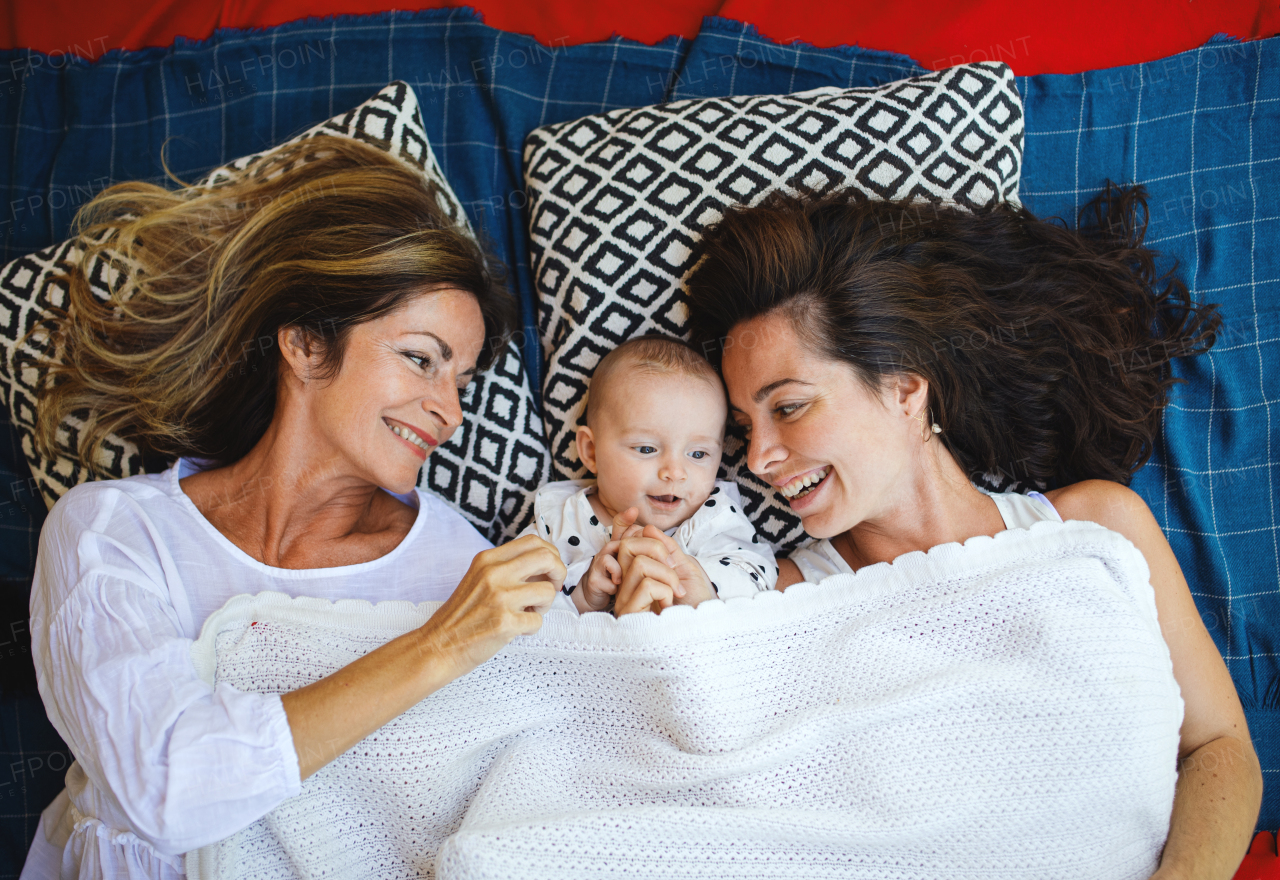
[{"x1": 20, "y1": 137, "x2": 566, "y2": 879}]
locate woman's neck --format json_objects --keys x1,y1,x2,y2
[
  {"x1": 180, "y1": 417, "x2": 415, "y2": 569},
  {"x1": 833, "y1": 449, "x2": 1005, "y2": 573}
]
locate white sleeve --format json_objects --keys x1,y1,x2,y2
[
  {"x1": 29, "y1": 491, "x2": 302, "y2": 857},
  {"x1": 686, "y1": 495, "x2": 778, "y2": 600}
]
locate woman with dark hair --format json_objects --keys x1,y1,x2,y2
[
  {"x1": 686, "y1": 187, "x2": 1262, "y2": 879},
  {"x1": 21, "y1": 137, "x2": 565, "y2": 879}
]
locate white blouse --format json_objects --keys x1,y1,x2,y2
[{"x1": 21, "y1": 459, "x2": 491, "y2": 880}]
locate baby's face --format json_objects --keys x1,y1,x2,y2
[{"x1": 582, "y1": 371, "x2": 727, "y2": 531}]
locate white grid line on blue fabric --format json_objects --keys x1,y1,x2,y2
[
  {"x1": 214, "y1": 41, "x2": 226, "y2": 164},
  {"x1": 1216, "y1": 588, "x2": 1280, "y2": 599},
  {"x1": 270, "y1": 30, "x2": 280, "y2": 143},
  {"x1": 1190, "y1": 46, "x2": 1203, "y2": 292},
  {"x1": 1244, "y1": 44, "x2": 1279, "y2": 599},
  {"x1": 722, "y1": 30, "x2": 919, "y2": 78},
  {"x1": 1, "y1": 75, "x2": 694, "y2": 138},
  {"x1": 1173, "y1": 524, "x2": 1280, "y2": 536},
  {"x1": 663, "y1": 40, "x2": 682, "y2": 100},
  {"x1": 1203, "y1": 348, "x2": 1235, "y2": 649},
  {"x1": 1199, "y1": 279, "x2": 1280, "y2": 295},
  {"x1": 599, "y1": 40, "x2": 621, "y2": 112},
  {"x1": 1073, "y1": 72, "x2": 1085, "y2": 229},
  {"x1": 5, "y1": 66, "x2": 27, "y2": 226},
  {"x1": 13, "y1": 699, "x2": 28, "y2": 859},
  {"x1": 436, "y1": 139, "x2": 508, "y2": 151},
  {"x1": 441, "y1": 15, "x2": 453, "y2": 178},
  {"x1": 1133, "y1": 64, "x2": 1143, "y2": 184},
  {"x1": 108, "y1": 61, "x2": 121, "y2": 184},
  {"x1": 1024, "y1": 96, "x2": 1280, "y2": 136},
  {"x1": 1166, "y1": 462, "x2": 1275, "y2": 476},
  {"x1": 786, "y1": 43, "x2": 801, "y2": 95},
  {"x1": 727, "y1": 29, "x2": 746, "y2": 96},
  {"x1": 1147, "y1": 214, "x2": 1280, "y2": 246},
  {"x1": 328, "y1": 20, "x2": 337, "y2": 117},
  {"x1": 487, "y1": 31, "x2": 505, "y2": 201},
  {"x1": 1213, "y1": 336, "x2": 1280, "y2": 355},
  {"x1": 1020, "y1": 153, "x2": 1280, "y2": 197},
  {"x1": 387, "y1": 16, "x2": 395, "y2": 82},
  {"x1": 160, "y1": 53, "x2": 171, "y2": 155},
  {"x1": 535, "y1": 38, "x2": 559, "y2": 126},
  {"x1": 846, "y1": 45, "x2": 857, "y2": 87},
  {"x1": 1167, "y1": 399, "x2": 1280, "y2": 412},
  {"x1": 182, "y1": 12, "x2": 678, "y2": 54}
]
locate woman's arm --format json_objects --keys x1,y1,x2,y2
[
  {"x1": 281, "y1": 535, "x2": 564, "y2": 779},
  {"x1": 33, "y1": 489, "x2": 562, "y2": 854},
  {"x1": 1049, "y1": 480, "x2": 1263, "y2": 880}
]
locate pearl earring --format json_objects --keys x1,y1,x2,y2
[{"x1": 912, "y1": 407, "x2": 942, "y2": 443}]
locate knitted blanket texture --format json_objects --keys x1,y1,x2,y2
[{"x1": 186, "y1": 520, "x2": 1182, "y2": 879}]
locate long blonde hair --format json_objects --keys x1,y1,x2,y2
[{"x1": 35, "y1": 136, "x2": 514, "y2": 468}]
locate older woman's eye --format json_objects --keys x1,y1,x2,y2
[
  {"x1": 403, "y1": 352, "x2": 431, "y2": 369},
  {"x1": 776, "y1": 403, "x2": 805, "y2": 417}
]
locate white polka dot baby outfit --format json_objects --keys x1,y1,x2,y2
[{"x1": 520, "y1": 479, "x2": 777, "y2": 613}]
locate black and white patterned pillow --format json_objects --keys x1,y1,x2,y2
[
  {"x1": 524, "y1": 63, "x2": 1024, "y2": 552},
  {"x1": 0, "y1": 82, "x2": 548, "y2": 543}
]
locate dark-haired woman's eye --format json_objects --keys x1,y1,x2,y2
[
  {"x1": 776, "y1": 403, "x2": 804, "y2": 417},
  {"x1": 404, "y1": 352, "x2": 431, "y2": 369}
]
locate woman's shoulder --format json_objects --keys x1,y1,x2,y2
[
  {"x1": 1044, "y1": 479, "x2": 1151, "y2": 530},
  {"x1": 409, "y1": 488, "x2": 494, "y2": 551},
  {"x1": 46, "y1": 467, "x2": 182, "y2": 532},
  {"x1": 787, "y1": 535, "x2": 850, "y2": 584}
]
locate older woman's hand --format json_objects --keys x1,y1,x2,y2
[
  {"x1": 613, "y1": 526, "x2": 717, "y2": 616},
  {"x1": 417, "y1": 535, "x2": 566, "y2": 678}
]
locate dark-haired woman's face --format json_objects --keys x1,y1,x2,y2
[
  {"x1": 303, "y1": 287, "x2": 485, "y2": 495},
  {"x1": 722, "y1": 311, "x2": 914, "y2": 540}
]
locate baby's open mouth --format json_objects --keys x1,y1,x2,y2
[{"x1": 648, "y1": 494, "x2": 681, "y2": 505}]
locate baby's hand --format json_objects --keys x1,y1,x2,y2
[
  {"x1": 575, "y1": 544, "x2": 622, "y2": 613},
  {"x1": 610, "y1": 507, "x2": 643, "y2": 543},
  {"x1": 640, "y1": 525, "x2": 718, "y2": 608},
  {"x1": 572, "y1": 507, "x2": 642, "y2": 613}
]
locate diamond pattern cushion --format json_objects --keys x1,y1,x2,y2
[
  {"x1": 0, "y1": 82, "x2": 548, "y2": 543},
  {"x1": 523, "y1": 63, "x2": 1025, "y2": 552}
]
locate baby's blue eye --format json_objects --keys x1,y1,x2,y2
[
  {"x1": 690, "y1": 451, "x2": 708, "y2": 460},
  {"x1": 635, "y1": 446, "x2": 656, "y2": 454}
]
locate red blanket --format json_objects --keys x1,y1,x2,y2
[{"x1": 3, "y1": 0, "x2": 1277, "y2": 74}]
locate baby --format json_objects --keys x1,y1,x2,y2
[{"x1": 522, "y1": 335, "x2": 777, "y2": 615}]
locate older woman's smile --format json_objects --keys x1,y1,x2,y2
[{"x1": 385, "y1": 417, "x2": 437, "y2": 458}]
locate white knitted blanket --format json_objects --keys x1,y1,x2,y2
[{"x1": 185, "y1": 520, "x2": 1182, "y2": 880}]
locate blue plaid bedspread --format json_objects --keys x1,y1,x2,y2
[{"x1": 0, "y1": 10, "x2": 1276, "y2": 871}]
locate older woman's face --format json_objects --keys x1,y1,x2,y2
[
  {"x1": 721, "y1": 311, "x2": 911, "y2": 540},
  {"x1": 306, "y1": 287, "x2": 485, "y2": 495}
]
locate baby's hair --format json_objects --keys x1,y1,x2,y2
[{"x1": 583, "y1": 334, "x2": 722, "y2": 429}]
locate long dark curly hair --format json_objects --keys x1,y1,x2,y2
[{"x1": 686, "y1": 186, "x2": 1220, "y2": 489}]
